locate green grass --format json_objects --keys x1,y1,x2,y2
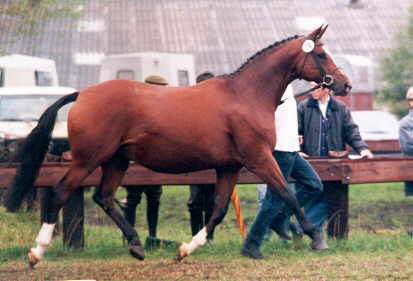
[{"x1": 0, "y1": 183, "x2": 412, "y2": 280}]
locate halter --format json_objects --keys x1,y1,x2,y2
[{"x1": 295, "y1": 39, "x2": 341, "y2": 99}]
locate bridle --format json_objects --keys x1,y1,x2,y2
[{"x1": 295, "y1": 40, "x2": 341, "y2": 98}]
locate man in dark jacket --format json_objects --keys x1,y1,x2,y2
[
  {"x1": 296, "y1": 84, "x2": 373, "y2": 238},
  {"x1": 271, "y1": 83, "x2": 373, "y2": 240},
  {"x1": 298, "y1": 85, "x2": 373, "y2": 159}
]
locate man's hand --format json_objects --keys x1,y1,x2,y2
[
  {"x1": 298, "y1": 135, "x2": 304, "y2": 145},
  {"x1": 360, "y1": 149, "x2": 374, "y2": 159},
  {"x1": 298, "y1": 151, "x2": 309, "y2": 158}
]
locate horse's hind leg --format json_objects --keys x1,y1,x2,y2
[
  {"x1": 177, "y1": 167, "x2": 240, "y2": 261},
  {"x1": 92, "y1": 154, "x2": 145, "y2": 260},
  {"x1": 244, "y1": 151, "x2": 316, "y2": 237},
  {"x1": 28, "y1": 165, "x2": 92, "y2": 268}
]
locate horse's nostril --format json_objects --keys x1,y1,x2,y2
[{"x1": 345, "y1": 82, "x2": 352, "y2": 92}]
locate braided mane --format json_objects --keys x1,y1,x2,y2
[{"x1": 224, "y1": 35, "x2": 301, "y2": 77}]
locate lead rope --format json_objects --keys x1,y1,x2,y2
[
  {"x1": 279, "y1": 83, "x2": 323, "y2": 105},
  {"x1": 295, "y1": 83, "x2": 323, "y2": 99}
]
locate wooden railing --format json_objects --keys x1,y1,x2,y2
[{"x1": 1, "y1": 153, "x2": 412, "y2": 247}]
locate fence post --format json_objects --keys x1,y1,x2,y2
[
  {"x1": 62, "y1": 187, "x2": 85, "y2": 248},
  {"x1": 325, "y1": 181, "x2": 349, "y2": 239}
]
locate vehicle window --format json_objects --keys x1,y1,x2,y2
[
  {"x1": 35, "y1": 71, "x2": 53, "y2": 86},
  {"x1": 178, "y1": 70, "x2": 189, "y2": 86},
  {"x1": 116, "y1": 70, "x2": 134, "y2": 80},
  {"x1": 0, "y1": 95, "x2": 71, "y2": 121}
]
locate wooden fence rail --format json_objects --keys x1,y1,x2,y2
[{"x1": 1, "y1": 154, "x2": 412, "y2": 247}]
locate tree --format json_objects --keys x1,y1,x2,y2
[
  {"x1": 0, "y1": 0, "x2": 80, "y2": 45},
  {"x1": 378, "y1": 7, "x2": 413, "y2": 118}
]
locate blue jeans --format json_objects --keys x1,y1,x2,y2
[
  {"x1": 405, "y1": 182, "x2": 413, "y2": 197},
  {"x1": 245, "y1": 151, "x2": 324, "y2": 248},
  {"x1": 257, "y1": 183, "x2": 296, "y2": 240}
]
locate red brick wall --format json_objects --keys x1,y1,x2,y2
[{"x1": 335, "y1": 92, "x2": 373, "y2": 111}]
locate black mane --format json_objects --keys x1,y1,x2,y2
[{"x1": 224, "y1": 35, "x2": 301, "y2": 77}]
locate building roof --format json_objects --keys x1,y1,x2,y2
[{"x1": 0, "y1": 0, "x2": 410, "y2": 90}]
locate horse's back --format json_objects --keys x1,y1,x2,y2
[{"x1": 67, "y1": 79, "x2": 240, "y2": 171}]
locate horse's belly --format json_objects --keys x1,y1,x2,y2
[
  {"x1": 123, "y1": 140, "x2": 235, "y2": 173},
  {"x1": 136, "y1": 150, "x2": 213, "y2": 173}
]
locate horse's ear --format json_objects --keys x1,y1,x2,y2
[{"x1": 308, "y1": 24, "x2": 329, "y2": 41}]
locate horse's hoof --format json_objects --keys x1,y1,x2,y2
[
  {"x1": 175, "y1": 243, "x2": 189, "y2": 261},
  {"x1": 28, "y1": 251, "x2": 39, "y2": 269},
  {"x1": 310, "y1": 229, "x2": 329, "y2": 251},
  {"x1": 128, "y1": 243, "x2": 145, "y2": 260}
]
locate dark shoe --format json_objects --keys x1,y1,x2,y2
[
  {"x1": 145, "y1": 236, "x2": 178, "y2": 249},
  {"x1": 241, "y1": 243, "x2": 263, "y2": 259},
  {"x1": 145, "y1": 236, "x2": 160, "y2": 249},
  {"x1": 310, "y1": 229, "x2": 329, "y2": 251}
]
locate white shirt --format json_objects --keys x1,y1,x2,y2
[
  {"x1": 317, "y1": 95, "x2": 330, "y2": 118},
  {"x1": 274, "y1": 85, "x2": 300, "y2": 152}
]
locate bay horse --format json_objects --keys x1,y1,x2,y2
[{"x1": 3, "y1": 25, "x2": 351, "y2": 267}]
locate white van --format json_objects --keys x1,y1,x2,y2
[
  {"x1": 0, "y1": 86, "x2": 76, "y2": 162},
  {"x1": 351, "y1": 110, "x2": 399, "y2": 140},
  {"x1": 100, "y1": 52, "x2": 196, "y2": 86},
  {"x1": 0, "y1": 54, "x2": 59, "y2": 87}
]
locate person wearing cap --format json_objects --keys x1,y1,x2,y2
[
  {"x1": 187, "y1": 71, "x2": 217, "y2": 240},
  {"x1": 399, "y1": 87, "x2": 413, "y2": 197},
  {"x1": 122, "y1": 74, "x2": 167, "y2": 247},
  {"x1": 271, "y1": 83, "x2": 373, "y2": 241},
  {"x1": 144, "y1": 75, "x2": 168, "y2": 85}
]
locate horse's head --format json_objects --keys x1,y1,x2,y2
[{"x1": 293, "y1": 25, "x2": 352, "y2": 96}]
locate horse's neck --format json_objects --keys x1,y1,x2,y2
[{"x1": 229, "y1": 45, "x2": 297, "y2": 112}]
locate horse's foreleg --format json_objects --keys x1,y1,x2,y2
[
  {"x1": 28, "y1": 167, "x2": 91, "y2": 268},
  {"x1": 92, "y1": 156, "x2": 145, "y2": 261},
  {"x1": 177, "y1": 167, "x2": 240, "y2": 261}
]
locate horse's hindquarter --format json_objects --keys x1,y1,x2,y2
[{"x1": 67, "y1": 80, "x2": 145, "y2": 164}]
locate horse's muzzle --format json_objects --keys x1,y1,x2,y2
[
  {"x1": 333, "y1": 81, "x2": 352, "y2": 96},
  {"x1": 344, "y1": 82, "x2": 352, "y2": 94}
]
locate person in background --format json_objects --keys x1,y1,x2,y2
[
  {"x1": 279, "y1": 82, "x2": 374, "y2": 240},
  {"x1": 399, "y1": 86, "x2": 413, "y2": 197},
  {"x1": 122, "y1": 75, "x2": 168, "y2": 246},
  {"x1": 241, "y1": 85, "x2": 327, "y2": 260},
  {"x1": 187, "y1": 71, "x2": 216, "y2": 240}
]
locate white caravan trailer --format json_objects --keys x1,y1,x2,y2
[
  {"x1": 0, "y1": 54, "x2": 59, "y2": 87},
  {"x1": 99, "y1": 52, "x2": 196, "y2": 86}
]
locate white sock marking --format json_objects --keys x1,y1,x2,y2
[{"x1": 31, "y1": 223, "x2": 55, "y2": 260}]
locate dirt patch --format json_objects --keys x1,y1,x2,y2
[{"x1": 1, "y1": 253, "x2": 413, "y2": 281}]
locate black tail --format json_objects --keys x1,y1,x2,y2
[{"x1": 3, "y1": 92, "x2": 79, "y2": 212}]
